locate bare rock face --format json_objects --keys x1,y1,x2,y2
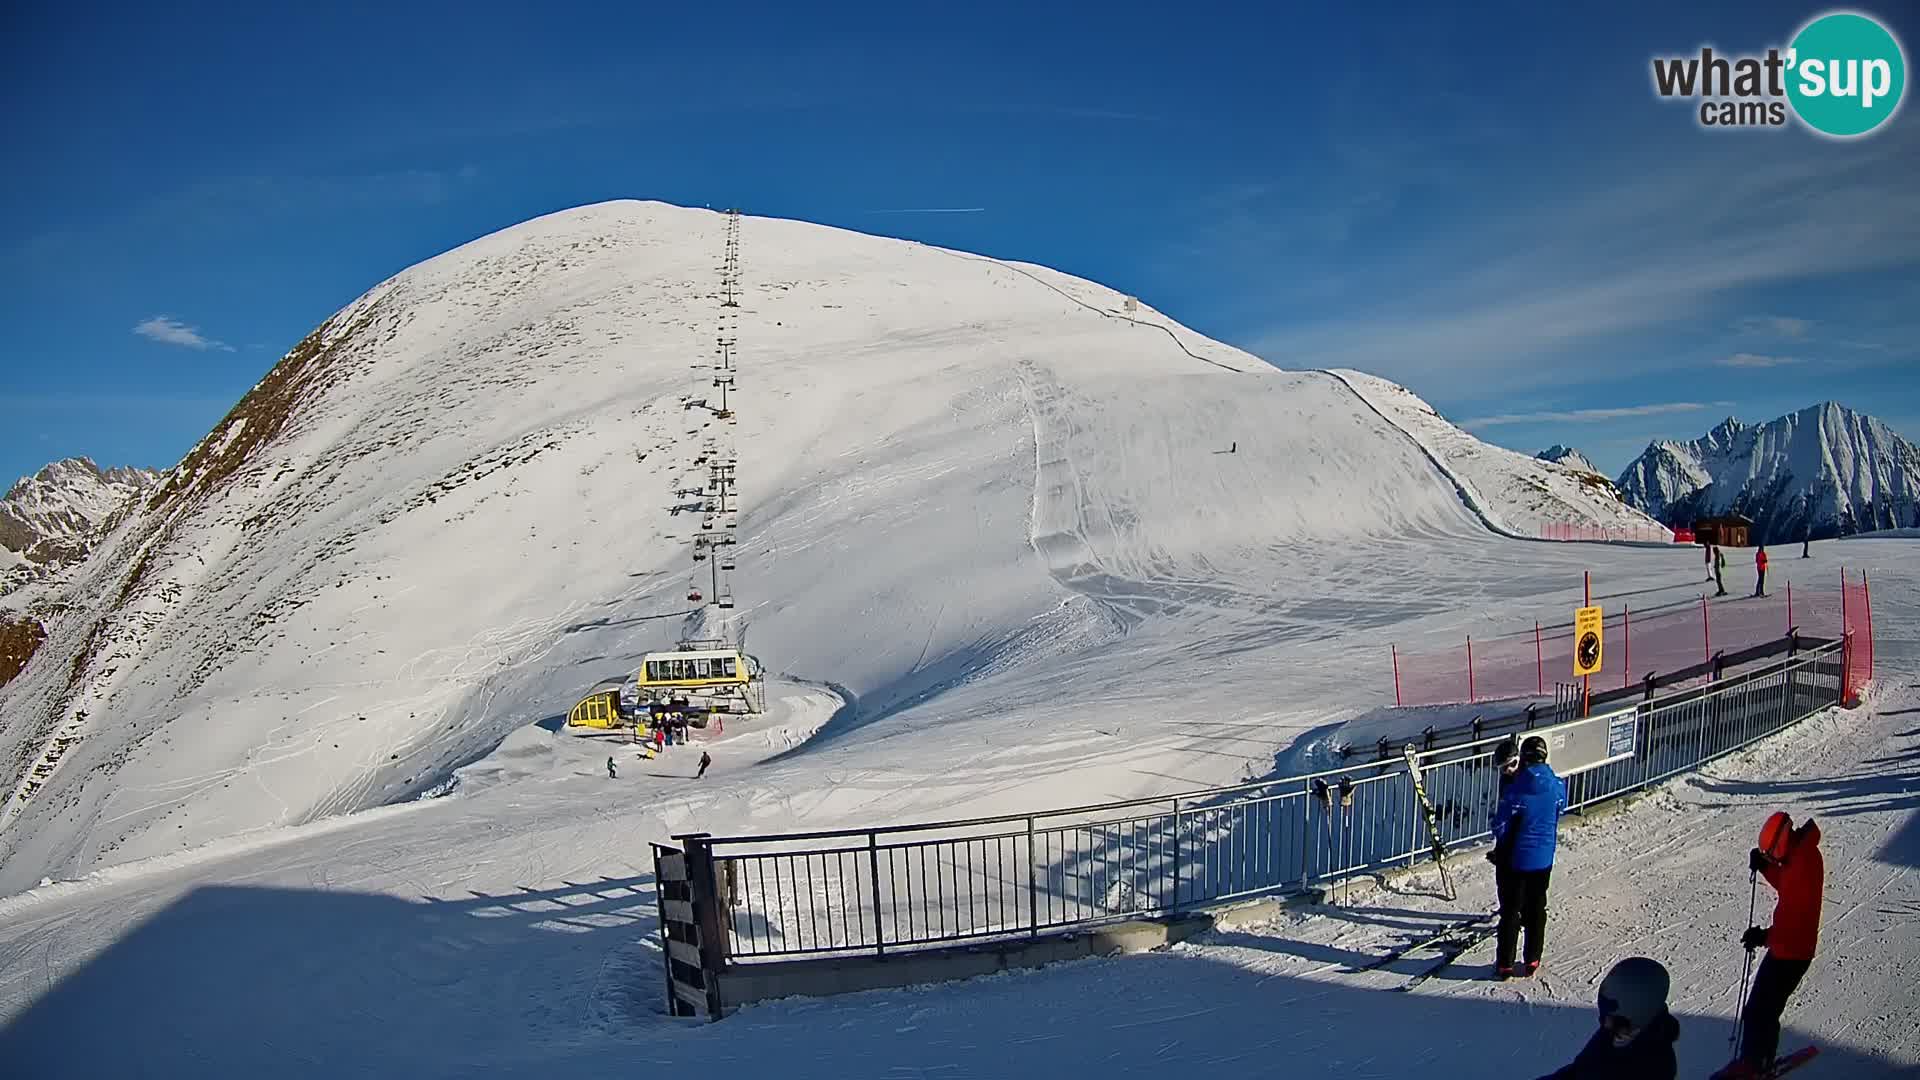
[{"x1": 1, "y1": 458, "x2": 164, "y2": 585}]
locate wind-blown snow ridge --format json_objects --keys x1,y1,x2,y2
[{"x1": 1329, "y1": 370, "x2": 1668, "y2": 541}]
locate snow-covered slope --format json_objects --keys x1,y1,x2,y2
[
  {"x1": 1329, "y1": 371, "x2": 1668, "y2": 539},
  {"x1": 4, "y1": 200, "x2": 1554, "y2": 891},
  {"x1": 1618, "y1": 404, "x2": 1920, "y2": 542},
  {"x1": 1536, "y1": 444, "x2": 1597, "y2": 474},
  {"x1": 0, "y1": 201, "x2": 1910, "y2": 1077},
  {"x1": 0, "y1": 458, "x2": 161, "y2": 589},
  {"x1": 0, "y1": 542, "x2": 1910, "y2": 1078}
]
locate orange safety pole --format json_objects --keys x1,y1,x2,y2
[
  {"x1": 1583, "y1": 571, "x2": 1592, "y2": 714},
  {"x1": 1864, "y1": 571, "x2": 1874, "y2": 682},
  {"x1": 1535, "y1": 621, "x2": 1544, "y2": 695},
  {"x1": 1840, "y1": 568, "x2": 1854, "y2": 701},
  {"x1": 1392, "y1": 645, "x2": 1402, "y2": 707},
  {"x1": 1701, "y1": 594, "x2": 1712, "y2": 666},
  {"x1": 1467, "y1": 635, "x2": 1476, "y2": 704},
  {"x1": 1623, "y1": 603, "x2": 1631, "y2": 688}
]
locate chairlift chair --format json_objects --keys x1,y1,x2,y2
[{"x1": 687, "y1": 588, "x2": 703, "y2": 603}]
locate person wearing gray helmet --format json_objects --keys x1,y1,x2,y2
[{"x1": 1535, "y1": 956, "x2": 1680, "y2": 1079}]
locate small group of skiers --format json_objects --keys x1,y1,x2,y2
[
  {"x1": 1491, "y1": 733, "x2": 1827, "y2": 1079},
  {"x1": 1705, "y1": 543, "x2": 1770, "y2": 599},
  {"x1": 606, "y1": 747, "x2": 711, "y2": 780}
]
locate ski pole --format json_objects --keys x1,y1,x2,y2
[{"x1": 1731, "y1": 869, "x2": 1758, "y2": 1050}]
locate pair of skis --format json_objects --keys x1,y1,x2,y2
[
  {"x1": 1335, "y1": 910, "x2": 1497, "y2": 988},
  {"x1": 1709, "y1": 1046, "x2": 1819, "y2": 1078},
  {"x1": 1403, "y1": 743, "x2": 1456, "y2": 901}
]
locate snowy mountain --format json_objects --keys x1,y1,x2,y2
[
  {"x1": 0, "y1": 458, "x2": 162, "y2": 584},
  {"x1": 1617, "y1": 404, "x2": 1920, "y2": 542},
  {"x1": 0, "y1": 200, "x2": 1672, "y2": 892},
  {"x1": 0, "y1": 199, "x2": 1913, "y2": 1079},
  {"x1": 1331, "y1": 372, "x2": 1665, "y2": 539},
  {"x1": 1536, "y1": 444, "x2": 1597, "y2": 475}
]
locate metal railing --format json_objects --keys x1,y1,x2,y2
[{"x1": 684, "y1": 637, "x2": 1849, "y2": 964}]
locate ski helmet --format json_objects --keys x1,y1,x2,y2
[
  {"x1": 1520, "y1": 735, "x2": 1549, "y2": 765},
  {"x1": 1492, "y1": 735, "x2": 1517, "y2": 763},
  {"x1": 1597, "y1": 956, "x2": 1669, "y2": 1031},
  {"x1": 1758, "y1": 811, "x2": 1794, "y2": 860}
]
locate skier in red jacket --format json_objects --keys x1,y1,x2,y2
[
  {"x1": 1718, "y1": 812, "x2": 1822, "y2": 1078},
  {"x1": 1753, "y1": 546, "x2": 1770, "y2": 598}
]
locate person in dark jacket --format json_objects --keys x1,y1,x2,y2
[
  {"x1": 1536, "y1": 956, "x2": 1680, "y2": 1080},
  {"x1": 1487, "y1": 735, "x2": 1523, "y2": 866},
  {"x1": 697, "y1": 750, "x2": 712, "y2": 779},
  {"x1": 1491, "y1": 736, "x2": 1567, "y2": 977},
  {"x1": 1718, "y1": 813, "x2": 1824, "y2": 1078}
]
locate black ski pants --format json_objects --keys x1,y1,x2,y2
[
  {"x1": 1496, "y1": 865, "x2": 1552, "y2": 968},
  {"x1": 1740, "y1": 953, "x2": 1810, "y2": 1067}
]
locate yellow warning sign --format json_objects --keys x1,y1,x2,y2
[{"x1": 1573, "y1": 605, "x2": 1604, "y2": 677}]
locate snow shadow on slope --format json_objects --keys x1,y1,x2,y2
[
  {"x1": 2, "y1": 879, "x2": 1902, "y2": 1078},
  {"x1": 1685, "y1": 742, "x2": 1920, "y2": 869},
  {"x1": 0, "y1": 875, "x2": 666, "y2": 1078}
]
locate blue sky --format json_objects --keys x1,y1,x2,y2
[{"x1": 2, "y1": 0, "x2": 1916, "y2": 486}]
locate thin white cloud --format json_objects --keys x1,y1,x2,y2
[
  {"x1": 1246, "y1": 131, "x2": 1920, "y2": 386},
  {"x1": 1462, "y1": 401, "x2": 1727, "y2": 429},
  {"x1": 1718, "y1": 352, "x2": 1800, "y2": 368},
  {"x1": 1735, "y1": 315, "x2": 1811, "y2": 339},
  {"x1": 133, "y1": 316, "x2": 233, "y2": 351}
]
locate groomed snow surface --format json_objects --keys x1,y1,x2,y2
[{"x1": 0, "y1": 203, "x2": 1912, "y2": 1077}]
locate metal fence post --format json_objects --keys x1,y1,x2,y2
[
  {"x1": 680, "y1": 833, "x2": 727, "y2": 1019},
  {"x1": 1027, "y1": 816, "x2": 1039, "y2": 937},
  {"x1": 1407, "y1": 765, "x2": 1419, "y2": 869},
  {"x1": 1170, "y1": 798, "x2": 1183, "y2": 909},
  {"x1": 867, "y1": 830, "x2": 885, "y2": 957},
  {"x1": 1300, "y1": 779, "x2": 1313, "y2": 890}
]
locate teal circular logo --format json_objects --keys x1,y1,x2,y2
[{"x1": 1787, "y1": 11, "x2": 1907, "y2": 137}]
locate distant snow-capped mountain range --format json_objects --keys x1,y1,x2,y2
[
  {"x1": 1615, "y1": 402, "x2": 1920, "y2": 543},
  {"x1": 0, "y1": 458, "x2": 163, "y2": 586},
  {"x1": 1536, "y1": 445, "x2": 1599, "y2": 475}
]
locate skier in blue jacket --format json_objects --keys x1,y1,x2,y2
[{"x1": 1491, "y1": 735, "x2": 1568, "y2": 978}]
